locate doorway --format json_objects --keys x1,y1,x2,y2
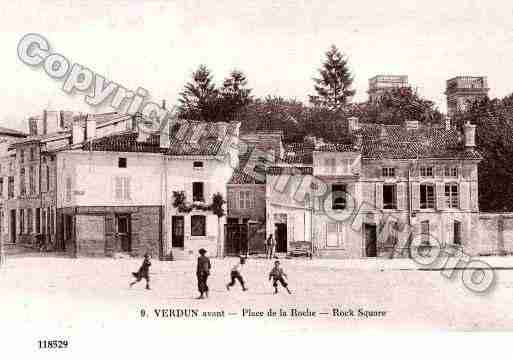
[
  {"x1": 117, "y1": 214, "x2": 131, "y2": 252},
  {"x1": 364, "y1": 224, "x2": 377, "y2": 257},
  {"x1": 275, "y1": 223, "x2": 287, "y2": 253},
  {"x1": 10, "y1": 210, "x2": 16, "y2": 243},
  {"x1": 172, "y1": 216, "x2": 184, "y2": 248}
]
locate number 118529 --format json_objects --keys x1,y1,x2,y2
[{"x1": 38, "y1": 340, "x2": 68, "y2": 349}]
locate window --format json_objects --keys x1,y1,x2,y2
[
  {"x1": 27, "y1": 209, "x2": 33, "y2": 234},
  {"x1": 8, "y1": 176, "x2": 14, "y2": 198},
  {"x1": 420, "y1": 220, "x2": 430, "y2": 244},
  {"x1": 46, "y1": 165, "x2": 50, "y2": 191},
  {"x1": 382, "y1": 167, "x2": 395, "y2": 177},
  {"x1": 193, "y1": 182, "x2": 204, "y2": 202},
  {"x1": 420, "y1": 166, "x2": 433, "y2": 177},
  {"x1": 324, "y1": 157, "x2": 336, "y2": 173},
  {"x1": 326, "y1": 222, "x2": 344, "y2": 247},
  {"x1": 0, "y1": 178, "x2": 3, "y2": 197},
  {"x1": 331, "y1": 184, "x2": 347, "y2": 210},
  {"x1": 420, "y1": 183, "x2": 435, "y2": 209},
  {"x1": 445, "y1": 167, "x2": 458, "y2": 177},
  {"x1": 193, "y1": 161, "x2": 203, "y2": 170},
  {"x1": 191, "y1": 215, "x2": 206, "y2": 236},
  {"x1": 19, "y1": 209, "x2": 25, "y2": 234},
  {"x1": 445, "y1": 183, "x2": 459, "y2": 208},
  {"x1": 239, "y1": 190, "x2": 253, "y2": 209},
  {"x1": 383, "y1": 184, "x2": 397, "y2": 209},
  {"x1": 66, "y1": 177, "x2": 72, "y2": 202},
  {"x1": 454, "y1": 220, "x2": 462, "y2": 245},
  {"x1": 20, "y1": 168, "x2": 26, "y2": 195},
  {"x1": 118, "y1": 157, "x2": 127, "y2": 168},
  {"x1": 35, "y1": 208, "x2": 40, "y2": 233},
  {"x1": 29, "y1": 166, "x2": 35, "y2": 194},
  {"x1": 114, "y1": 176, "x2": 131, "y2": 200}
]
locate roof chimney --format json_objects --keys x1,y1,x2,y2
[
  {"x1": 445, "y1": 117, "x2": 451, "y2": 131},
  {"x1": 72, "y1": 117, "x2": 85, "y2": 144},
  {"x1": 463, "y1": 121, "x2": 476, "y2": 147},
  {"x1": 348, "y1": 116, "x2": 359, "y2": 134},
  {"x1": 85, "y1": 115, "x2": 96, "y2": 140},
  {"x1": 405, "y1": 120, "x2": 419, "y2": 130}
]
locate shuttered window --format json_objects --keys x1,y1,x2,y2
[
  {"x1": 383, "y1": 184, "x2": 397, "y2": 209},
  {"x1": 445, "y1": 183, "x2": 459, "y2": 208},
  {"x1": 420, "y1": 184, "x2": 435, "y2": 209},
  {"x1": 114, "y1": 176, "x2": 131, "y2": 200}
]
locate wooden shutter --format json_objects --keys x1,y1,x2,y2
[
  {"x1": 375, "y1": 182, "x2": 383, "y2": 209},
  {"x1": 436, "y1": 182, "x2": 445, "y2": 210},
  {"x1": 411, "y1": 182, "x2": 420, "y2": 211},
  {"x1": 123, "y1": 177, "x2": 131, "y2": 200},
  {"x1": 396, "y1": 182, "x2": 405, "y2": 210},
  {"x1": 459, "y1": 181, "x2": 470, "y2": 210},
  {"x1": 114, "y1": 176, "x2": 122, "y2": 200},
  {"x1": 470, "y1": 182, "x2": 479, "y2": 211}
]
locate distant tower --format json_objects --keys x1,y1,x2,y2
[
  {"x1": 445, "y1": 76, "x2": 489, "y2": 117},
  {"x1": 368, "y1": 75, "x2": 409, "y2": 103}
]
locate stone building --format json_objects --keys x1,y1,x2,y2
[
  {"x1": 445, "y1": 76, "x2": 489, "y2": 117},
  {"x1": 53, "y1": 119, "x2": 239, "y2": 259},
  {"x1": 266, "y1": 117, "x2": 482, "y2": 258},
  {"x1": 368, "y1": 75, "x2": 410, "y2": 103}
]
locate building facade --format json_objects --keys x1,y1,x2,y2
[
  {"x1": 445, "y1": 76, "x2": 489, "y2": 117},
  {"x1": 368, "y1": 75, "x2": 410, "y2": 103},
  {"x1": 266, "y1": 118, "x2": 482, "y2": 258}
]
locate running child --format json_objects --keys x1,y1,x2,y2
[
  {"x1": 268, "y1": 260, "x2": 291, "y2": 294},
  {"x1": 226, "y1": 256, "x2": 247, "y2": 291},
  {"x1": 130, "y1": 253, "x2": 151, "y2": 290}
]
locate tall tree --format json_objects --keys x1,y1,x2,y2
[
  {"x1": 309, "y1": 45, "x2": 356, "y2": 110},
  {"x1": 219, "y1": 70, "x2": 252, "y2": 121},
  {"x1": 178, "y1": 65, "x2": 219, "y2": 121}
]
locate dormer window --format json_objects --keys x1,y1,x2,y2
[
  {"x1": 193, "y1": 161, "x2": 204, "y2": 170},
  {"x1": 382, "y1": 167, "x2": 395, "y2": 177},
  {"x1": 420, "y1": 166, "x2": 433, "y2": 177}
]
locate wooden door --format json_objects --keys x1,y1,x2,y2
[
  {"x1": 172, "y1": 216, "x2": 184, "y2": 248},
  {"x1": 117, "y1": 215, "x2": 131, "y2": 252},
  {"x1": 364, "y1": 224, "x2": 377, "y2": 257},
  {"x1": 275, "y1": 223, "x2": 287, "y2": 253}
]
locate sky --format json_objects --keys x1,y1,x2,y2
[{"x1": 2, "y1": 0, "x2": 513, "y2": 131}]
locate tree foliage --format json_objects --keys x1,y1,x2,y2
[
  {"x1": 309, "y1": 45, "x2": 355, "y2": 110},
  {"x1": 453, "y1": 95, "x2": 513, "y2": 212}
]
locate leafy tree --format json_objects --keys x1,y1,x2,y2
[
  {"x1": 453, "y1": 95, "x2": 513, "y2": 211},
  {"x1": 346, "y1": 87, "x2": 443, "y2": 125},
  {"x1": 178, "y1": 65, "x2": 219, "y2": 121},
  {"x1": 219, "y1": 70, "x2": 252, "y2": 121},
  {"x1": 309, "y1": 45, "x2": 356, "y2": 110}
]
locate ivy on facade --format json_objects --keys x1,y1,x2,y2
[{"x1": 172, "y1": 191, "x2": 225, "y2": 215}]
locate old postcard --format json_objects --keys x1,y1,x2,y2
[{"x1": 1, "y1": 0, "x2": 512, "y2": 357}]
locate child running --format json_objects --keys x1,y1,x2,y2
[
  {"x1": 268, "y1": 260, "x2": 291, "y2": 294},
  {"x1": 226, "y1": 256, "x2": 247, "y2": 291},
  {"x1": 130, "y1": 253, "x2": 151, "y2": 290}
]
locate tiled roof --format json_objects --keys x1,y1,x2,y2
[
  {"x1": 357, "y1": 124, "x2": 482, "y2": 160},
  {"x1": 166, "y1": 121, "x2": 239, "y2": 156},
  {"x1": 281, "y1": 142, "x2": 314, "y2": 164},
  {"x1": 82, "y1": 131, "x2": 162, "y2": 153},
  {"x1": 267, "y1": 166, "x2": 313, "y2": 175},
  {"x1": 228, "y1": 146, "x2": 265, "y2": 185},
  {"x1": 315, "y1": 143, "x2": 358, "y2": 152},
  {"x1": 0, "y1": 127, "x2": 27, "y2": 137}
]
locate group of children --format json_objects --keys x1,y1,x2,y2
[{"x1": 129, "y1": 248, "x2": 292, "y2": 297}]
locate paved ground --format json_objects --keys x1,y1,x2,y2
[{"x1": 1, "y1": 255, "x2": 513, "y2": 332}]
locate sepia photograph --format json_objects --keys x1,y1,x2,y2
[{"x1": 1, "y1": 0, "x2": 512, "y2": 357}]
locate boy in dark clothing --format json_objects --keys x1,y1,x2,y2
[
  {"x1": 130, "y1": 253, "x2": 151, "y2": 290},
  {"x1": 196, "y1": 248, "x2": 211, "y2": 299},
  {"x1": 226, "y1": 256, "x2": 247, "y2": 291},
  {"x1": 268, "y1": 260, "x2": 291, "y2": 294}
]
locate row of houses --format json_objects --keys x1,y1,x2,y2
[{"x1": 0, "y1": 111, "x2": 508, "y2": 259}]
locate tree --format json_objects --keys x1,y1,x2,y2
[
  {"x1": 309, "y1": 45, "x2": 355, "y2": 110},
  {"x1": 453, "y1": 95, "x2": 513, "y2": 212},
  {"x1": 219, "y1": 70, "x2": 252, "y2": 121},
  {"x1": 212, "y1": 193, "x2": 226, "y2": 257},
  {"x1": 178, "y1": 65, "x2": 219, "y2": 121},
  {"x1": 346, "y1": 87, "x2": 443, "y2": 125}
]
